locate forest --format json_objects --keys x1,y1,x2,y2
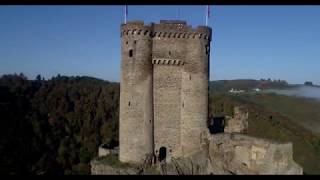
[
  {"x1": 0, "y1": 74, "x2": 119, "y2": 174},
  {"x1": 1, "y1": 74, "x2": 319, "y2": 174}
]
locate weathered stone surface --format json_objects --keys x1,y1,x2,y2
[
  {"x1": 90, "y1": 160, "x2": 160, "y2": 175},
  {"x1": 113, "y1": 19, "x2": 304, "y2": 175},
  {"x1": 225, "y1": 106, "x2": 249, "y2": 133},
  {"x1": 207, "y1": 133, "x2": 303, "y2": 175},
  {"x1": 119, "y1": 20, "x2": 211, "y2": 163},
  {"x1": 90, "y1": 160, "x2": 138, "y2": 175},
  {"x1": 98, "y1": 145, "x2": 119, "y2": 157},
  {"x1": 163, "y1": 150, "x2": 209, "y2": 175},
  {"x1": 91, "y1": 133, "x2": 303, "y2": 175}
]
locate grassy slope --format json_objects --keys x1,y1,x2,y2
[
  {"x1": 211, "y1": 93, "x2": 320, "y2": 174},
  {"x1": 243, "y1": 93, "x2": 320, "y2": 135}
]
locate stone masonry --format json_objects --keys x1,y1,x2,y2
[
  {"x1": 93, "y1": 19, "x2": 307, "y2": 175},
  {"x1": 207, "y1": 133, "x2": 303, "y2": 175},
  {"x1": 119, "y1": 20, "x2": 212, "y2": 163},
  {"x1": 224, "y1": 106, "x2": 249, "y2": 133}
]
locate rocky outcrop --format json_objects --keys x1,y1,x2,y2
[{"x1": 207, "y1": 133, "x2": 303, "y2": 175}]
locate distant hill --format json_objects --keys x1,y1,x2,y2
[{"x1": 209, "y1": 79, "x2": 289, "y2": 92}]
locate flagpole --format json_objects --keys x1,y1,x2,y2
[
  {"x1": 124, "y1": 5, "x2": 127, "y2": 24},
  {"x1": 205, "y1": 5, "x2": 208, "y2": 26}
]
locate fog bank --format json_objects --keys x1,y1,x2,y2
[{"x1": 265, "y1": 86, "x2": 320, "y2": 99}]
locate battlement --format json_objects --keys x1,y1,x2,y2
[
  {"x1": 152, "y1": 59, "x2": 184, "y2": 66},
  {"x1": 121, "y1": 20, "x2": 212, "y2": 40}
]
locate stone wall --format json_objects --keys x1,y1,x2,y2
[
  {"x1": 119, "y1": 20, "x2": 211, "y2": 163},
  {"x1": 153, "y1": 65, "x2": 182, "y2": 159},
  {"x1": 91, "y1": 133, "x2": 303, "y2": 175},
  {"x1": 119, "y1": 21, "x2": 154, "y2": 163},
  {"x1": 224, "y1": 106, "x2": 249, "y2": 133},
  {"x1": 98, "y1": 145, "x2": 119, "y2": 157},
  {"x1": 207, "y1": 133, "x2": 303, "y2": 175}
]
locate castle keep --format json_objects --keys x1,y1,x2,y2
[{"x1": 119, "y1": 20, "x2": 212, "y2": 163}]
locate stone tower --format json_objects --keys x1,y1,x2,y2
[{"x1": 119, "y1": 20, "x2": 212, "y2": 163}]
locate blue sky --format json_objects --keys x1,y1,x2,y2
[{"x1": 0, "y1": 5, "x2": 320, "y2": 84}]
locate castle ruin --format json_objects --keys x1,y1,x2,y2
[
  {"x1": 90, "y1": 19, "x2": 303, "y2": 175},
  {"x1": 119, "y1": 20, "x2": 212, "y2": 163}
]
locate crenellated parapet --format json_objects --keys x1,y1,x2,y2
[
  {"x1": 119, "y1": 19, "x2": 211, "y2": 164},
  {"x1": 121, "y1": 20, "x2": 212, "y2": 40},
  {"x1": 152, "y1": 59, "x2": 184, "y2": 66}
]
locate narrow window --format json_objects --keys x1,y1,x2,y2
[
  {"x1": 128, "y1": 101, "x2": 131, "y2": 106},
  {"x1": 129, "y1": 49, "x2": 133, "y2": 57},
  {"x1": 189, "y1": 75, "x2": 191, "y2": 80},
  {"x1": 134, "y1": 40, "x2": 136, "y2": 44},
  {"x1": 126, "y1": 41, "x2": 128, "y2": 45},
  {"x1": 182, "y1": 102, "x2": 184, "y2": 108},
  {"x1": 169, "y1": 51, "x2": 171, "y2": 55},
  {"x1": 205, "y1": 44, "x2": 210, "y2": 54}
]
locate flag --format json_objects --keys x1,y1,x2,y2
[{"x1": 207, "y1": 5, "x2": 210, "y2": 18}]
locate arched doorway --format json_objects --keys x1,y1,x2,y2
[{"x1": 158, "y1": 146, "x2": 167, "y2": 162}]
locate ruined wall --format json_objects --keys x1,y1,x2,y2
[
  {"x1": 207, "y1": 133, "x2": 303, "y2": 175},
  {"x1": 225, "y1": 106, "x2": 249, "y2": 133},
  {"x1": 98, "y1": 145, "x2": 119, "y2": 157},
  {"x1": 91, "y1": 133, "x2": 303, "y2": 175}
]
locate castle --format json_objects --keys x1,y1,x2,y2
[
  {"x1": 91, "y1": 19, "x2": 303, "y2": 175},
  {"x1": 119, "y1": 20, "x2": 212, "y2": 163}
]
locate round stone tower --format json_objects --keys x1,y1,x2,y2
[
  {"x1": 180, "y1": 26, "x2": 212, "y2": 157},
  {"x1": 119, "y1": 21, "x2": 154, "y2": 163}
]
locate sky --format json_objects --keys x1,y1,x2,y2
[{"x1": 0, "y1": 5, "x2": 320, "y2": 84}]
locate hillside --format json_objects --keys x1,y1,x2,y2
[
  {"x1": 0, "y1": 75, "x2": 319, "y2": 174},
  {"x1": 210, "y1": 93, "x2": 320, "y2": 174},
  {"x1": 209, "y1": 79, "x2": 289, "y2": 92},
  {"x1": 0, "y1": 74, "x2": 119, "y2": 174}
]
